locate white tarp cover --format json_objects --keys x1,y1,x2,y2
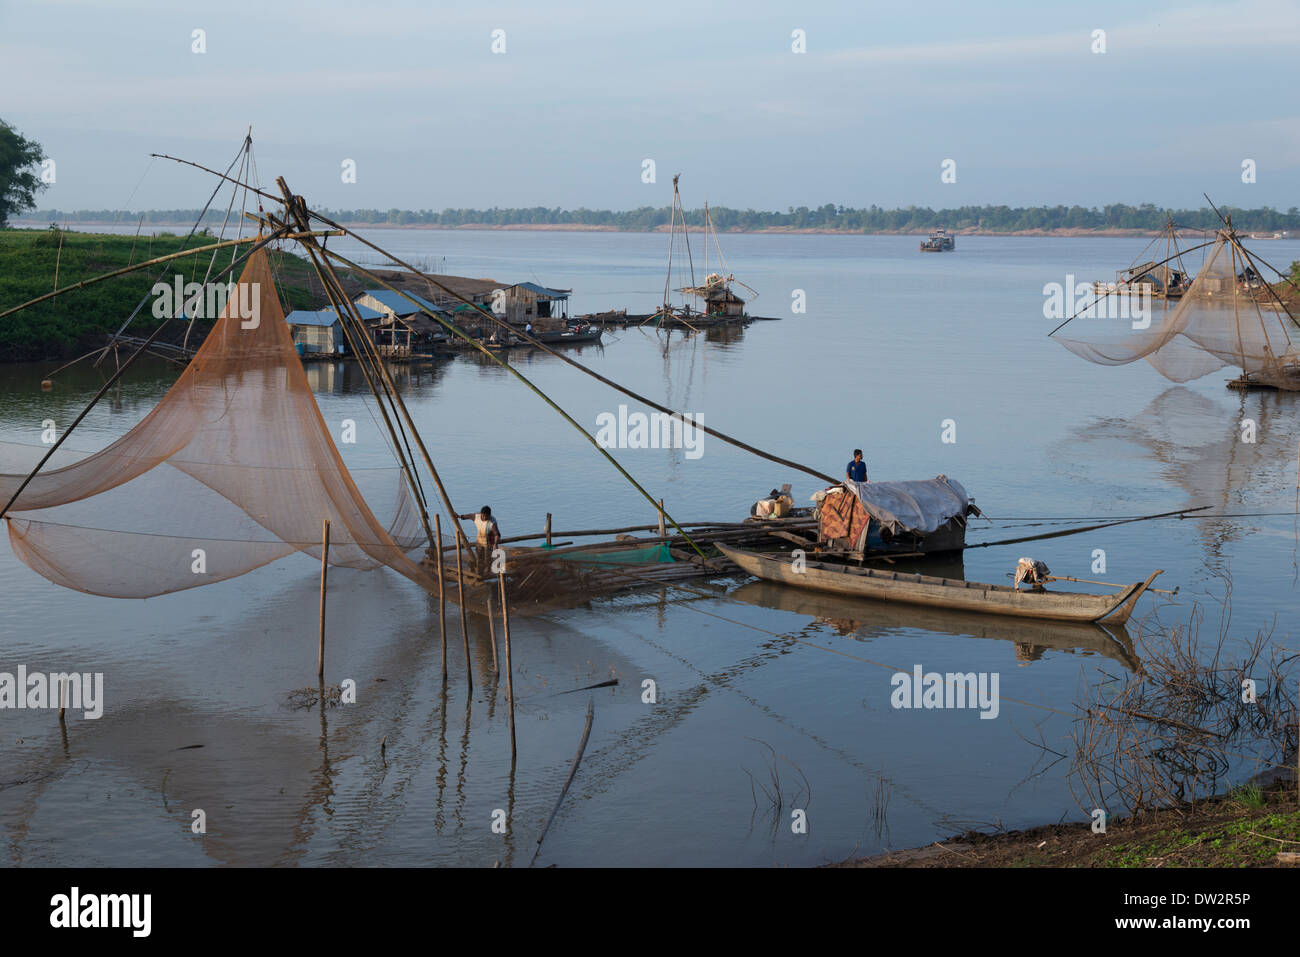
[{"x1": 842, "y1": 475, "x2": 975, "y2": 535}]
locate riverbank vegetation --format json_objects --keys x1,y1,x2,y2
[
  {"x1": 0, "y1": 227, "x2": 322, "y2": 362},
  {"x1": 28, "y1": 203, "x2": 1300, "y2": 234}
]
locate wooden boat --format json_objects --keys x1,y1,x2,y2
[
  {"x1": 728, "y1": 580, "x2": 1141, "y2": 672},
  {"x1": 652, "y1": 176, "x2": 757, "y2": 330},
  {"x1": 535, "y1": 325, "x2": 602, "y2": 345},
  {"x1": 714, "y1": 542, "x2": 1163, "y2": 623}
]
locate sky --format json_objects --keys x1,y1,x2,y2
[{"x1": 2, "y1": 0, "x2": 1298, "y2": 213}]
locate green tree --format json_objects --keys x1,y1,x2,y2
[{"x1": 0, "y1": 120, "x2": 47, "y2": 227}]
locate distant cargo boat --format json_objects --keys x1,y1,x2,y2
[{"x1": 921, "y1": 228, "x2": 955, "y2": 252}]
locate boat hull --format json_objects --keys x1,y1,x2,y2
[{"x1": 714, "y1": 543, "x2": 1160, "y2": 623}]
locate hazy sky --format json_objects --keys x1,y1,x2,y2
[{"x1": 3, "y1": 0, "x2": 1298, "y2": 212}]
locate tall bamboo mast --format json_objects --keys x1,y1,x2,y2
[
  {"x1": 275, "y1": 180, "x2": 469, "y2": 552},
  {"x1": 150, "y1": 154, "x2": 839, "y2": 483},
  {"x1": 278, "y1": 203, "x2": 436, "y2": 547}
]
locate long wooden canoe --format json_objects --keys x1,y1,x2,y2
[
  {"x1": 714, "y1": 543, "x2": 1163, "y2": 624},
  {"x1": 727, "y1": 580, "x2": 1141, "y2": 672}
]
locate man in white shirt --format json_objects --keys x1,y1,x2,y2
[{"x1": 458, "y1": 505, "x2": 501, "y2": 572}]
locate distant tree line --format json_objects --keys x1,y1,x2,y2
[{"x1": 24, "y1": 202, "x2": 1300, "y2": 233}]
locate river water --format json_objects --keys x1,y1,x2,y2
[{"x1": 1, "y1": 229, "x2": 1297, "y2": 866}]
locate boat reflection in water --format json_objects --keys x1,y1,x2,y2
[{"x1": 728, "y1": 579, "x2": 1141, "y2": 673}]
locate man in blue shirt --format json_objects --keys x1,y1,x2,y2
[{"x1": 845, "y1": 449, "x2": 868, "y2": 483}]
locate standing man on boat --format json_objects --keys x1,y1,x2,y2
[
  {"x1": 845, "y1": 449, "x2": 868, "y2": 483},
  {"x1": 458, "y1": 505, "x2": 501, "y2": 573}
]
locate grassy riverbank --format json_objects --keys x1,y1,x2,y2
[
  {"x1": 840, "y1": 779, "x2": 1300, "y2": 868},
  {"x1": 0, "y1": 228, "x2": 324, "y2": 362}
]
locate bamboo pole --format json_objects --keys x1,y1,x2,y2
[
  {"x1": 318, "y1": 519, "x2": 330, "y2": 680},
  {"x1": 499, "y1": 573, "x2": 516, "y2": 760},
  {"x1": 314, "y1": 245, "x2": 707, "y2": 559},
  {"x1": 486, "y1": 589, "x2": 499, "y2": 675},
  {"x1": 495, "y1": 517, "x2": 816, "y2": 544},
  {"x1": 532, "y1": 699, "x2": 593, "y2": 865},
  {"x1": 52, "y1": 226, "x2": 64, "y2": 292},
  {"x1": 434, "y1": 513, "x2": 447, "y2": 679},
  {"x1": 274, "y1": 186, "x2": 467, "y2": 557},
  {"x1": 58, "y1": 678, "x2": 67, "y2": 725},
  {"x1": 296, "y1": 229, "x2": 435, "y2": 547},
  {"x1": 545, "y1": 513, "x2": 552, "y2": 548},
  {"x1": 0, "y1": 228, "x2": 294, "y2": 522},
  {"x1": 455, "y1": 538, "x2": 472, "y2": 690},
  {"x1": 271, "y1": 191, "x2": 438, "y2": 548},
  {"x1": 315, "y1": 227, "x2": 839, "y2": 485},
  {"x1": 155, "y1": 157, "x2": 829, "y2": 507},
  {"x1": 657, "y1": 499, "x2": 666, "y2": 539},
  {"x1": 965, "y1": 506, "x2": 1212, "y2": 550},
  {"x1": 1046, "y1": 574, "x2": 1179, "y2": 596}
]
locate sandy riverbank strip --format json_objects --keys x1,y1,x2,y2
[{"x1": 834, "y1": 778, "x2": 1300, "y2": 868}]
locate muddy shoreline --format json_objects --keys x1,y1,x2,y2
[{"x1": 836, "y1": 778, "x2": 1300, "y2": 868}]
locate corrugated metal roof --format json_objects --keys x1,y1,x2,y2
[
  {"x1": 360, "y1": 289, "x2": 443, "y2": 314},
  {"x1": 512, "y1": 281, "x2": 569, "y2": 299},
  {"x1": 285, "y1": 304, "x2": 383, "y2": 326},
  {"x1": 285, "y1": 309, "x2": 341, "y2": 327}
]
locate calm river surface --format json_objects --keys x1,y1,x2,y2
[{"x1": 2, "y1": 230, "x2": 1298, "y2": 866}]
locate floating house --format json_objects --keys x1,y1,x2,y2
[
  {"x1": 355, "y1": 290, "x2": 448, "y2": 358},
  {"x1": 680, "y1": 273, "x2": 747, "y2": 320},
  {"x1": 506, "y1": 282, "x2": 570, "y2": 324},
  {"x1": 285, "y1": 303, "x2": 382, "y2": 356}
]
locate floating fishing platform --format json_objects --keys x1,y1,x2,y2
[{"x1": 419, "y1": 515, "x2": 818, "y2": 613}]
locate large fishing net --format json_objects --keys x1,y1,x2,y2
[
  {"x1": 1055, "y1": 231, "x2": 1300, "y2": 388},
  {"x1": 0, "y1": 249, "x2": 441, "y2": 597}
]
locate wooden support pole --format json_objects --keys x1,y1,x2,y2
[
  {"x1": 532, "y1": 699, "x2": 594, "y2": 865},
  {"x1": 58, "y1": 678, "x2": 67, "y2": 725},
  {"x1": 318, "y1": 519, "x2": 330, "y2": 680},
  {"x1": 657, "y1": 499, "x2": 666, "y2": 539},
  {"x1": 499, "y1": 573, "x2": 516, "y2": 760},
  {"x1": 487, "y1": 589, "x2": 499, "y2": 675},
  {"x1": 455, "y1": 539, "x2": 472, "y2": 690},
  {"x1": 434, "y1": 513, "x2": 447, "y2": 679},
  {"x1": 545, "y1": 512, "x2": 552, "y2": 548}
]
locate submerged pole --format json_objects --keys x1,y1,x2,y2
[
  {"x1": 434, "y1": 513, "x2": 447, "y2": 679},
  {"x1": 499, "y1": 574, "x2": 516, "y2": 760},
  {"x1": 455, "y1": 537, "x2": 472, "y2": 690},
  {"x1": 318, "y1": 519, "x2": 331, "y2": 680},
  {"x1": 487, "y1": 589, "x2": 499, "y2": 675}
]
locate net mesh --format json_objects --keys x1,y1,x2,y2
[
  {"x1": 1, "y1": 249, "x2": 440, "y2": 598},
  {"x1": 1055, "y1": 231, "x2": 1300, "y2": 388}
]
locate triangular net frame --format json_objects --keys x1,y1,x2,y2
[
  {"x1": 1055, "y1": 230, "x2": 1300, "y2": 388},
  {"x1": 0, "y1": 249, "x2": 438, "y2": 598}
]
